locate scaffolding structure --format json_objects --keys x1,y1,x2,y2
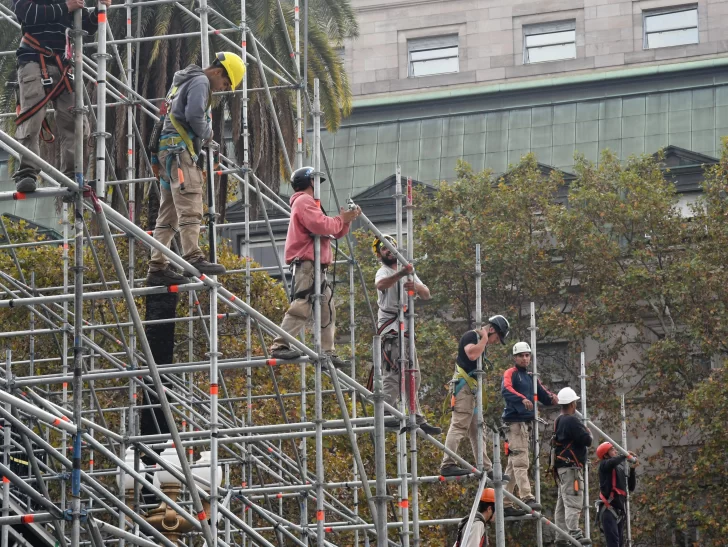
[{"x1": 0, "y1": 1, "x2": 638, "y2": 546}]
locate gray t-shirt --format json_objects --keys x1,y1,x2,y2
[{"x1": 375, "y1": 264, "x2": 424, "y2": 334}]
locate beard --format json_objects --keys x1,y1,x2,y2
[{"x1": 381, "y1": 255, "x2": 397, "y2": 267}]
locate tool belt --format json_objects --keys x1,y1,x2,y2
[
  {"x1": 15, "y1": 33, "x2": 74, "y2": 143},
  {"x1": 288, "y1": 259, "x2": 328, "y2": 302}
]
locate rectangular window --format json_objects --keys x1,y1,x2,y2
[
  {"x1": 524, "y1": 21, "x2": 576, "y2": 64},
  {"x1": 644, "y1": 7, "x2": 698, "y2": 49},
  {"x1": 408, "y1": 35, "x2": 459, "y2": 78}
]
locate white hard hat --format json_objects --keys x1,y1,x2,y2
[
  {"x1": 512, "y1": 342, "x2": 531, "y2": 355},
  {"x1": 557, "y1": 387, "x2": 580, "y2": 405}
]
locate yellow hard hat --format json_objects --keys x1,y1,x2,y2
[
  {"x1": 216, "y1": 52, "x2": 245, "y2": 90},
  {"x1": 372, "y1": 235, "x2": 397, "y2": 255}
]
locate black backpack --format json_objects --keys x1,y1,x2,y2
[{"x1": 454, "y1": 513, "x2": 488, "y2": 547}]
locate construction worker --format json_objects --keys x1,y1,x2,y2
[
  {"x1": 374, "y1": 235, "x2": 440, "y2": 435},
  {"x1": 453, "y1": 488, "x2": 496, "y2": 547},
  {"x1": 440, "y1": 316, "x2": 510, "y2": 478},
  {"x1": 146, "y1": 52, "x2": 245, "y2": 286},
  {"x1": 501, "y1": 341, "x2": 559, "y2": 516},
  {"x1": 552, "y1": 387, "x2": 593, "y2": 546},
  {"x1": 268, "y1": 167, "x2": 361, "y2": 366},
  {"x1": 596, "y1": 443, "x2": 638, "y2": 547},
  {"x1": 12, "y1": 0, "x2": 112, "y2": 193}
]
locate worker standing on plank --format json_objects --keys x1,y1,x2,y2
[
  {"x1": 439, "y1": 316, "x2": 511, "y2": 477},
  {"x1": 552, "y1": 387, "x2": 593, "y2": 546},
  {"x1": 453, "y1": 488, "x2": 497, "y2": 547},
  {"x1": 146, "y1": 52, "x2": 245, "y2": 286},
  {"x1": 12, "y1": 0, "x2": 112, "y2": 193},
  {"x1": 596, "y1": 443, "x2": 638, "y2": 547},
  {"x1": 374, "y1": 235, "x2": 440, "y2": 435},
  {"x1": 501, "y1": 341, "x2": 559, "y2": 516},
  {"x1": 268, "y1": 167, "x2": 361, "y2": 367}
]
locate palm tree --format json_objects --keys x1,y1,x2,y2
[{"x1": 109, "y1": 0, "x2": 357, "y2": 224}]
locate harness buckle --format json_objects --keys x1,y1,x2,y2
[{"x1": 41, "y1": 77, "x2": 54, "y2": 86}]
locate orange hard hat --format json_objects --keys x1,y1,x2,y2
[
  {"x1": 597, "y1": 442, "x2": 613, "y2": 460},
  {"x1": 480, "y1": 488, "x2": 495, "y2": 503}
]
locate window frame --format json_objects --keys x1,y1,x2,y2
[
  {"x1": 523, "y1": 20, "x2": 577, "y2": 65},
  {"x1": 642, "y1": 5, "x2": 699, "y2": 50},
  {"x1": 407, "y1": 35, "x2": 459, "y2": 78}
]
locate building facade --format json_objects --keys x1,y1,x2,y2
[{"x1": 313, "y1": 0, "x2": 728, "y2": 211}]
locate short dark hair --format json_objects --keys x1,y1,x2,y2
[
  {"x1": 561, "y1": 402, "x2": 575, "y2": 411},
  {"x1": 478, "y1": 501, "x2": 495, "y2": 514}
]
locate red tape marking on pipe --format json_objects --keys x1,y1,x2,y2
[
  {"x1": 400, "y1": 500, "x2": 409, "y2": 508},
  {"x1": 197, "y1": 511, "x2": 207, "y2": 520},
  {"x1": 325, "y1": 527, "x2": 332, "y2": 533},
  {"x1": 316, "y1": 511, "x2": 324, "y2": 521},
  {"x1": 21, "y1": 514, "x2": 34, "y2": 524},
  {"x1": 98, "y1": 12, "x2": 106, "y2": 22},
  {"x1": 267, "y1": 359, "x2": 276, "y2": 366},
  {"x1": 167, "y1": 285, "x2": 179, "y2": 293},
  {"x1": 2, "y1": 477, "x2": 9, "y2": 483},
  {"x1": 210, "y1": 384, "x2": 219, "y2": 395},
  {"x1": 14, "y1": 192, "x2": 26, "y2": 200}
]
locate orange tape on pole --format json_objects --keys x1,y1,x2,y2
[{"x1": 316, "y1": 510, "x2": 325, "y2": 521}]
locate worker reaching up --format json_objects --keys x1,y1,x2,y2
[
  {"x1": 440, "y1": 316, "x2": 511, "y2": 477},
  {"x1": 268, "y1": 167, "x2": 361, "y2": 367},
  {"x1": 147, "y1": 52, "x2": 245, "y2": 286},
  {"x1": 596, "y1": 443, "x2": 638, "y2": 547},
  {"x1": 501, "y1": 341, "x2": 559, "y2": 516}
]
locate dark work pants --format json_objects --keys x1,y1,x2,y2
[{"x1": 601, "y1": 507, "x2": 624, "y2": 547}]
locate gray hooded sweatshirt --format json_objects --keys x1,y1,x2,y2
[{"x1": 162, "y1": 65, "x2": 213, "y2": 142}]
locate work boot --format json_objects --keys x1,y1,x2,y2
[
  {"x1": 188, "y1": 258, "x2": 226, "y2": 276},
  {"x1": 486, "y1": 470, "x2": 511, "y2": 482},
  {"x1": 384, "y1": 417, "x2": 400, "y2": 430},
  {"x1": 15, "y1": 177, "x2": 36, "y2": 193},
  {"x1": 503, "y1": 506, "x2": 526, "y2": 517},
  {"x1": 147, "y1": 266, "x2": 193, "y2": 286},
  {"x1": 418, "y1": 422, "x2": 441, "y2": 435},
  {"x1": 439, "y1": 464, "x2": 471, "y2": 477},
  {"x1": 570, "y1": 530, "x2": 591, "y2": 545},
  {"x1": 270, "y1": 347, "x2": 303, "y2": 361},
  {"x1": 524, "y1": 499, "x2": 542, "y2": 511}
]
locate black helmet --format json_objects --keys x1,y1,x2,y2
[
  {"x1": 488, "y1": 314, "x2": 510, "y2": 345},
  {"x1": 291, "y1": 166, "x2": 326, "y2": 192}
]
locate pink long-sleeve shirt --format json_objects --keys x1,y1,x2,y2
[{"x1": 284, "y1": 192, "x2": 350, "y2": 265}]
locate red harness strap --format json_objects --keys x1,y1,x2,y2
[
  {"x1": 15, "y1": 33, "x2": 74, "y2": 143},
  {"x1": 599, "y1": 468, "x2": 627, "y2": 509}
]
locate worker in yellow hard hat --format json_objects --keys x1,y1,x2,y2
[{"x1": 147, "y1": 51, "x2": 245, "y2": 286}]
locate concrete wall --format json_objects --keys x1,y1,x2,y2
[{"x1": 345, "y1": 0, "x2": 728, "y2": 99}]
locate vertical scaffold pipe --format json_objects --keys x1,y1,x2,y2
[
  {"x1": 492, "y1": 429, "x2": 506, "y2": 547},
  {"x1": 1, "y1": 351, "x2": 10, "y2": 547},
  {"x1": 294, "y1": 0, "x2": 303, "y2": 169},
  {"x1": 373, "y1": 335, "x2": 388, "y2": 546},
  {"x1": 475, "y1": 245, "x2": 484, "y2": 472},
  {"x1": 621, "y1": 394, "x2": 632, "y2": 547},
  {"x1": 406, "y1": 176, "x2": 420, "y2": 546},
  {"x1": 580, "y1": 352, "x2": 591, "y2": 541},
  {"x1": 530, "y1": 302, "x2": 544, "y2": 546},
  {"x1": 395, "y1": 165, "x2": 410, "y2": 547},
  {"x1": 313, "y1": 78, "x2": 325, "y2": 547},
  {"x1": 349, "y1": 259, "x2": 361, "y2": 547},
  {"x1": 94, "y1": 0, "x2": 108, "y2": 197},
  {"x1": 71, "y1": 8, "x2": 85, "y2": 546},
  {"x1": 459, "y1": 473, "x2": 489, "y2": 547}
]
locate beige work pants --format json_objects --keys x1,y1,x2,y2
[
  {"x1": 270, "y1": 260, "x2": 336, "y2": 353},
  {"x1": 555, "y1": 467, "x2": 585, "y2": 535},
  {"x1": 149, "y1": 148, "x2": 204, "y2": 270},
  {"x1": 15, "y1": 61, "x2": 88, "y2": 181},
  {"x1": 504, "y1": 421, "x2": 534, "y2": 505},
  {"x1": 440, "y1": 386, "x2": 492, "y2": 471},
  {"x1": 381, "y1": 334, "x2": 423, "y2": 420}
]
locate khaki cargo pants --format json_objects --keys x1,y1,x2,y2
[
  {"x1": 555, "y1": 466, "x2": 585, "y2": 535},
  {"x1": 149, "y1": 148, "x2": 204, "y2": 270},
  {"x1": 381, "y1": 334, "x2": 424, "y2": 421},
  {"x1": 440, "y1": 386, "x2": 493, "y2": 471},
  {"x1": 504, "y1": 421, "x2": 534, "y2": 505},
  {"x1": 270, "y1": 260, "x2": 336, "y2": 353},
  {"x1": 15, "y1": 61, "x2": 88, "y2": 182}
]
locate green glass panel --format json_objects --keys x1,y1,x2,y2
[
  {"x1": 463, "y1": 132, "x2": 486, "y2": 156},
  {"x1": 354, "y1": 144, "x2": 377, "y2": 166},
  {"x1": 509, "y1": 109, "x2": 531, "y2": 129},
  {"x1": 486, "y1": 131, "x2": 508, "y2": 153},
  {"x1": 645, "y1": 113, "x2": 668, "y2": 136},
  {"x1": 599, "y1": 118, "x2": 622, "y2": 141},
  {"x1": 576, "y1": 121, "x2": 598, "y2": 143},
  {"x1": 553, "y1": 103, "x2": 577, "y2": 124},
  {"x1": 531, "y1": 106, "x2": 554, "y2": 127},
  {"x1": 356, "y1": 126, "x2": 378, "y2": 145},
  {"x1": 508, "y1": 128, "x2": 531, "y2": 150},
  {"x1": 531, "y1": 126, "x2": 552, "y2": 149},
  {"x1": 622, "y1": 96, "x2": 646, "y2": 117},
  {"x1": 553, "y1": 123, "x2": 576, "y2": 146},
  {"x1": 377, "y1": 124, "x2": 400, "y2": 144},
  {"x1": 464, "y1": 113, "x2": 487, "y2": 134},
  {"x1": 692, "y1": 108, "x2": 715, "y2": 132},
  {"x1": 669, "y1": 90, "x2": 692, "y2": 111},
  {"x1": 442, "y1": 134, "x2": 464, "y2": 157},
  {"x1": 576, "y1": 102, "x2": 600, "y2": 122},
  {"x1": 621, "y1": 115, "x2": 645, "y2": 139},
  {"x1": 443, "y1": 116, "x2": 465, "y2": 136}
]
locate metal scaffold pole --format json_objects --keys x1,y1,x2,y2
[
  {"x1": 580, "y1": 351, "x2": 591, "y2": 542},
  {"x1": 312, "y1": 77, "x2": 325, "y2": 547},
  {"x1": 373, "y1": 335, "x2": 388, "y2": 547},
  {"x1": 530, "y1": 302, "x2": 544, "y2": 547},
  {"x1": 492, "y1": 429, "x2": 506, "y2": 547},
  {"x1": 621, "y1": 394, "x2": 632, "y2": 547},
  {"x1": 475, "y1": 244, "x2": 484, "y2": 472}
]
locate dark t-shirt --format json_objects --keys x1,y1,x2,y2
[
  {"x1": 457, "y1": 330, "x2": 481, "y2": 373},
  {"x1": 554, "y1": 414, "x2": 593, "y2": 468}
]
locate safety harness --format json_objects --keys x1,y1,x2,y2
[
  {"x1": 600, "y1": 468, "x2": 626, "y2": 511},
  {"x1": 548, "y1": 415, "x2": 584, "y2": 479},
  {"x1": 454, "y1": 513, "x2": 488, "y2": 547},
  {"x1": 149, "y1": 83, "x2": 209, "y2": 191},
  {"x1": 14, "y1": 33, "x2": 74, "y2": 143}
]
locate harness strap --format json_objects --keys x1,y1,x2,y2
[
  {"x1": 15, "y1": 34, "x2": 73, "y2": 142},
  {"x1": 599, "y1": 468, "x2": 626, "y2": 510}
]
